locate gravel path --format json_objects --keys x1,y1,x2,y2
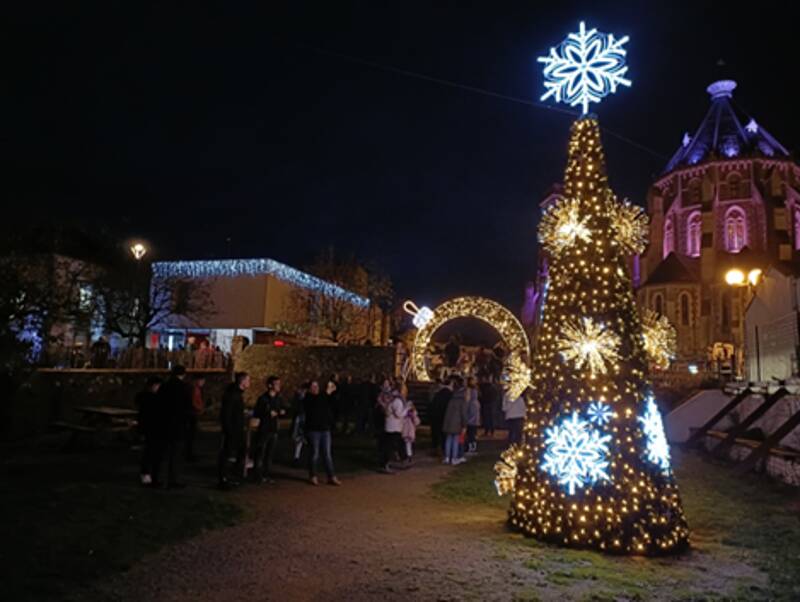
[{"x1": 73, "y1": 454, "x2": 518, "y2": 602}]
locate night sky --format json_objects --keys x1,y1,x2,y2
[{"x1": 8, "y1": 2, "x2": 799, "y2": 310}]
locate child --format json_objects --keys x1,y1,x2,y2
[{"x1": 401, "y1": 400, "x2": 421, "y2": 460}]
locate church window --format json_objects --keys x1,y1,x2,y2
[
  {"x1": 724, "y1": 206, "x2": 747, "y2": 253},
  {"x1": 686, "y1": 211, "x2": 702, "y2": 257}
]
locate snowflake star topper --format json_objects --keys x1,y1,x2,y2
[
  {"x1": 558, "y1": 317, "x2": 621, "y2": 377},
  {"x1": 541, "y1": 411, "x2": 611, "y2": 495},
  {"x1": 538, "y1": 21, "x2": 631, "y2": 115}
]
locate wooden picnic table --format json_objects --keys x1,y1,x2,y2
[{"x1": 74, "y1": 405, "x2": 138, "y2": 432}]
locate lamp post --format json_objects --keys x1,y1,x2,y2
[
  {"x1": 130, "y1": 242, "x2": 147, "y2": 261},
  {"x1": 724, "y1": 267, "x2": 763, "y2": 381}
]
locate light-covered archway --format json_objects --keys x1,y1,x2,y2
[{"x1": 405, "y1": 296, "x2": 531, "y2": 399}]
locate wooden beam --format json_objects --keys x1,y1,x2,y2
[
  {"x1": 735, "y1": 406, "x2": 800, "y2": 475},
  {"x1": 686, "y1": 388, "x2": 752, "y2": 447},
  {"x1": 713, "y1": 388, "x2": 788, "y2": 457}
]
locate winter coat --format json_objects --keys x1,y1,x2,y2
[
  {"x1": 253, "y1": 392, "x2": 283, "y2": 434},
  {"x1": 466, "y1": 389, "x2": 481, "y2": 426},
  {"x1": 220, "y1": 383, "x2": 245, "y2": 448},
  {"x1": 158, "y1": 376, "x2": 192, "y2": 440},
  {"x1": 401, "y1": 406, "x2": 421, "y2": 442},
  {"x1": 442, "y1": 388, "x2": 468, "y2": 434},
  {"x1": 304, "y1": 393, "x2": 334, "y2": 432},
  {"x1": 384, "y1": 395, "x2": 406, "y2": 433}
]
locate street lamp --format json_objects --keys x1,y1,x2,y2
[
  {"x1": 130, "y1": 242, "x2": 147, "y2": 261},
  {"x1": 724, "y1": 268, "x2": 762, "y2": 288}
]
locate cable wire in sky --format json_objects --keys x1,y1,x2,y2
[{"x1": 298, "y1": 44, "x2": 668, "y2": 161}]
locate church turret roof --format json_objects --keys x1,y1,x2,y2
[{"x1": 663, "y1": 80, "x2": 790, "y2": 174}]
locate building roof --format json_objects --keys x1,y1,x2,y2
[
  {"x1": 663, "y1": 80, "x2": 790, "y2": 174},
  {"x1": 642, "y1": 253, "x2": 699, "y2": 286},
  {"x1": 151, "y1": 258, "x2": 370, "y2": 308}
]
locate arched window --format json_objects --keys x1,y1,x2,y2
[
  {"x1": 724, "y1": 206, "x2": 747, "y2": 253},
  {"x1": 679, "y1": 292, "x2": 692, "y2": 326},
  {"x1": 663, "y1": 216, "x2": 675, "y2": 258},
  {"x1": 686, "y1": 211, "x2": 702, "y2": 257},
  {"x1": 795, "y1": 209, "x2": 800, "y2": 251},
  {"x1": 652, "y1": 293, "x2": 664, "y2": 316}
]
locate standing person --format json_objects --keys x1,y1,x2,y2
[
  {"x1": 444, "y1": 336, "x2": 460, "y2": 373},
  {"x1": 219, "y1": 372, "x2": 250, "y2": 490},
  {"x1": 327, "y1": 372, "x2": 341, "y2": 432},
  {"x1": 429, "y1": 379, "x2": 452, "y2": 456},
  {"x1": 153, "y1": 365, "x2": 193, "y2": 488},
  {"x1": 373, "y1": 376, "x2": 391, "y2": 468},
  {"x1": 354, "y1": 376, "x2": 371, "y2": 434},
  {"x1": 401, "y1": 397, "x2": 421, "y2": 462},
  {"x1": 252, "y1": 375, "x2": 285, "y2": 484},
  {"x1": 337, "y1": 374, "x2": 355, "y2": 435},
  {"x1": 380, "y1": 383, "x2": 407, "y2": 473},
  {"x1": 185, "y1": 375, "x2": 206, "y2": 462},
  {"x1": 135, "y1": 376, "x2": 162, "y2": 486},
  {"x1": 479, "y1": 376, "x2": 499, "y2": 437},
  {"x1": 442, "y1": 377, "x2": 468, "y2": 465},
  {"x1": 303, "y1": 379, "x2": 342, "y2": 486},
  {"x1": 502, "y1": 389, "x2": 527, "y2": 445},
  {"x1": 465, "y1": 377, "x2": 481, "y2": 455},
  {"x1": 290, "y1": 381, "x2": 309, "y2": 464}
]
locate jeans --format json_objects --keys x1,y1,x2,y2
[
  {"x1": 308, "y1": 430, "x2": 335, "y2": 479},
  {"x1": 507, "y1": 418, "x2": 524, "y2": 445},
  {"x1": 253, "y1": 431, "x2": 278, "y2": 479},
  {"x1": 466, "y1": 425, "x2": 478, "y2": 451},
  {"x1": 218, "y1": 432, "x2": 243, "y2": 485},
  {"x1": 444, "y1": 433, "x2": 461, "y2": 461}
]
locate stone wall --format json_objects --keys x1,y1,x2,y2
[
  {"x1": 2, "y1": 369, "x2": 231, "y2": 441},
  {"x1": 234, "y1": 345, "x2": 395, "y2": 404}
]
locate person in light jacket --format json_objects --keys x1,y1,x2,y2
[
  {"x1": 465, "y1": 377, "x2": 481, "y2": 454},
  {"x1": 442, "y1": 377, "x2": 468, "y2": 465},
  {"x1": 380, "y1": 384, "x2": 407, "y2": 473},
  {"x1": 502, "y1": 389, "x2": 527, "y2": 445}
]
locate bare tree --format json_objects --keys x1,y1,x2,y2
[
  {"x1": 284, "y1": 249, "x2": 365, "y2": 344},
  {"x1": 95, "y1": 264, "x2": 214, "y2": 346}
]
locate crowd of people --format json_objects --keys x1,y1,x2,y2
[
  {"x1": 50, "y1": 338, "x2": 231, "y2": 370},
  {"x1": 134, "y1": 365, "x2": 525, "y2": 491}
]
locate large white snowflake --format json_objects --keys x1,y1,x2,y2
[
  {"x1": 558, "y1": 317, "x2": 621, "y2": 377},
  {"x1": 638, "y1": 395, "x2": 671, "y2": 473},
  {"x1": 541, "y1": 411, "x2": 611, "y2": 495},
  {"x1": 538, "y1": 21, "x2": 631, "y2": 115}
]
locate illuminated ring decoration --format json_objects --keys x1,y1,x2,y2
[{"x1": 409, "y1": 296, "x2": 531, "y2": 399}]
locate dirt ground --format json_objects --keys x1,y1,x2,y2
[{"x1": 69, "y1": 440, "x2": 773, "y2": 602}]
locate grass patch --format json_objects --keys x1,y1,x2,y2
[
  {"x1": 433, "y1": 444, "x2": 800, "y2": 600},
  {"x1": 0, "y1": 436, "x2": 243, "y2": 601}
]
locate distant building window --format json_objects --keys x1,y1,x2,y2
[
  {"x1": 679, "y1": 292, "x2": 692, "y2": 326},
  {"x1": 652, "y1": 293, "x2": 664, "y2": 316},
  {"x1": 725, "y1": 172, "x2": 746, "y2": 199},
  {"x1": 724, "y1": 206, "x2": 747, "y2": 253},
  {"x1": 795, "y1": 209, "x2": 800, "y2": 251},
  {"x1": 687, "y1": 178, "x2": 702, "y2": 204},
  {"x1": 663, "y1": 216, "x2": 675, "y2": 258},
  {"x1": 686, "y1": 211, "x2": 702, "y2": 257}
]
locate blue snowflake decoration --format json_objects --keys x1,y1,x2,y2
[
  {"x1": 638, "y1": 395, "x2": 671, "y2": 473},
  {"x1": 587, "y1": 401, "x2": 613, "y2": 425},
  {"x1": 538, "y1": 21, "x2": 632, "y2": 115},
  {"x1": 541, "y1": 411, "x2": 611, "y2": 495}
]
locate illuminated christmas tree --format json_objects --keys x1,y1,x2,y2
[{"x1": 506, "y1": 115, "x2": 689, "y2": 555}]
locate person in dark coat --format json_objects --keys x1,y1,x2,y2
[
  {"x1": 479, "y1": 376, "x2": 500, "y2": 437},
  {"x1": 135, "y1": 376, "x2": 162, "y2": 486},
  {"x1": 251, "y1": 375, "x2": 285, "y2": 484},
  {"x1": 429, "y1": 380, "x2": 453, "y2": 456},
  {"x1": 218, "y1": 372, "x2": 250, "y2": 490},
  {"x1": 303, "y1": 379, "x2": 341, "y2": 486},
  {"x1": 152, "y1": 365, "x2": 193, "y2": 488}
]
